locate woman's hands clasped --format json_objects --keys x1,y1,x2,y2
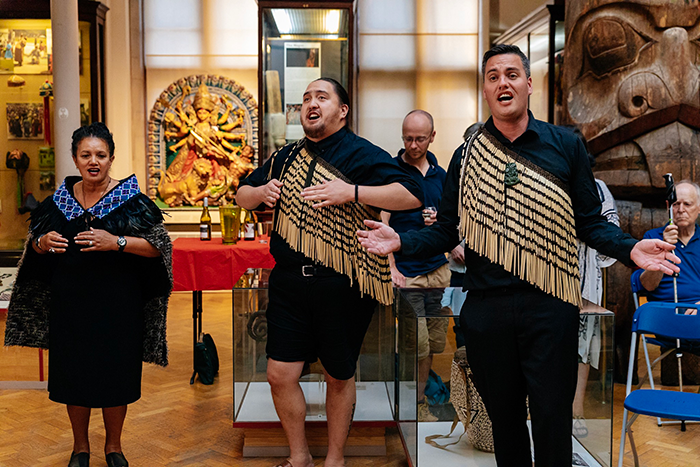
[{"x1": 75, "y1": 227, "x2": 119, "y2": 252}]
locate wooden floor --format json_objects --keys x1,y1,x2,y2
[{"x1": 1, "y1": 291, "x2": 699, "y2": 466}]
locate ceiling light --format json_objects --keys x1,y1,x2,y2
[
  {"x1": 324, "y1": 10, "x2": 340, "y2": 34},
  {"x1": 271, "y1": 9, "x2": 292, "y2": 35}
]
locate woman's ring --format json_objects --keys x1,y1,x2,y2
[
  {"x1": 89, "y1": 240, "x2": 93, "y2": 246},
  {"x1": 49, "y1": 247, "x2": 55, "y2": 254}
]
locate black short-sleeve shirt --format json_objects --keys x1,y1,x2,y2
[{"x1": 240, "y1": 127, "x2": 423, "y2": 266}]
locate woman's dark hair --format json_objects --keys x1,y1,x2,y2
[
  {"x1": 71, "y1": 122, "x2": 115, "y2": 157},
  {"x1": 481, "y1": 44, "x2": 531, "y2": 79}
]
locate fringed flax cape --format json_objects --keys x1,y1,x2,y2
[
  {"x1": 273, "y1": 141, "x2": 394, "y2": 305},
  {"x1": 458, "y1": 128, "x2": 582, "y2": 307}
]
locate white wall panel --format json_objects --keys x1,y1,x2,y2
[
  {"x1": 359, "y1": 35, "x2": 417, "y2": 70},
  {"x1": 357, "y1": 72, "x2": 416, "y2": 154},
  {"x1": 418, "y1": 0, "x2": 479, "y2": 34},
  {"x1": 144, "y1": 0, "x2": 202, "y2": 68},
  {"x1": 210, "y1": 0, "x2": 258, "y2": 69},
  {"x1": 418, "y1": 34, "x2": 478, "y2": 70},
  {"x1": 358, "y1": 0, "x2": 415, "y2": 33}
]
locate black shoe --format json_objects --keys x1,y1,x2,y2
[
  {"x1": 106, "y1": 452, "x2": 129, "y2": 467},
  {"x1": 68, "y1": 452, "x2": 89, "y2": 467}
]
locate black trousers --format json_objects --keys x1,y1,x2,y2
[{"x1": 460, "y1": 287, "x2": 579, "y2": 467}]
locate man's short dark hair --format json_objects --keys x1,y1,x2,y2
[
  {"x1": 481, "y1": 44, "x2": 530, "y2": 80},
  {"x1": 314, "y1": 77, "x2": 349, "y2": 107},
  {"x1": 313, "y1": 77, "x2": 351, "y2": 129},
  {"x1": 71, "y1": 122, "x2": 115, "y2": 157}
]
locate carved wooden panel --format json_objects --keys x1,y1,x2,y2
[{"x1": 564, "y1": 0, "x2": 700, "y2": 199}]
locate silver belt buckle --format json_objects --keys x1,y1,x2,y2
[{"x1": 302, "y1": 265, "x2": 314, "y2": 277}]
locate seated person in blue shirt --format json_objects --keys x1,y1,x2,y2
[{"x1": 631, "y1": 180, "x2": 700, "y2": 351}]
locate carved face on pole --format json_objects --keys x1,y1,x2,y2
[{"x1": 564, "y1": 0, "x2": 700, "y2": 198}]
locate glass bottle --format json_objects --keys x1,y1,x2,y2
[
  {"x1": 200, "y1": 197, "x2": 212, "y2": 241},
  {"x1": 243, "y1": 209, "x2": 256, "y2": 241}
]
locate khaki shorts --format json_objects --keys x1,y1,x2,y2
[{"x1": 401, "y1": 263, "x2": 451, "y2": 360}]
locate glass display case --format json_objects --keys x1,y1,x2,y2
[
  {"x1": 574, "y1": 302, "x2": 615, "y2": 467},
  {"x1": 395, "y1": 288, "x2": 614, "y2": 467},
  {"x1": 0, "y1": 0, "x2": 107, "y2": 123},
  {"x1": 231, "y1": 269, "x2": 395, "y2": 428},
  {"x1": 257, "y1": 0, "x2": 357, "y2": 163}
]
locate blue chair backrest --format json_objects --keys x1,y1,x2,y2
[
  {"x1": 630, "y1": 273, "x2": 643, "y2": 296},
  {"x1": 630, "y1": 272, "x2": 645, "y2": 309},
  {"x1": 632, "y1": 302, "x2": 700, "y2": 340}
]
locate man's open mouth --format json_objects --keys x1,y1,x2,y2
[{"x1": 497, "y1": 92, "x2": 513, "y2": 102}]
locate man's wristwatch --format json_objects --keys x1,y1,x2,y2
[{"x1": 117, "y1": 236, "x2": 127, "y2": 253}]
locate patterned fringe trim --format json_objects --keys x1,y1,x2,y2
[
  {"x1": 275, "y1": 147, "x2": 394, "y2": 305},
  {"x1": 458, "y1": 129, "x2": 582, "y2": 307}
]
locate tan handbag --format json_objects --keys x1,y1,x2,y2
[{"x1": 425, "y1": 346, "x2": 495, "y2": 453}]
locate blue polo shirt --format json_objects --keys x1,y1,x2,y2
[
  {"x1": 389, "y1": 150, "x2": 448, "y2": 277},
  {"x1": 631, "y1": 224, "x2": 700, "y2": 303}
]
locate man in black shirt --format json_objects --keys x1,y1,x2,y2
[
  {"x1": 358, "y1": 45, "x2": 680, "y2": 466},
  {"x1": 237, "y1": 78, "x2": 421, "y2": 467}
]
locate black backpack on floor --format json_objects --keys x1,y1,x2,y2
[{"x1": 194, "y1": 333, "x2": 219, "y2": 385}]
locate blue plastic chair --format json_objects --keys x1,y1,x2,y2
[
  {"x1": 617, "y1": 302, "x2": 700, "y2": 467},
  {"x1": 630, "y1": 275, "x2": 699, "y2": 428}
]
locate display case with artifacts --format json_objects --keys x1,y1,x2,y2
[
  {"x1": 0, "y1": 1, "x2": 106, "y2": 253},
  {"x1": 258, "y1": 0, "x2": 357, "y2": 163},
  {"x1": 146, "y1": 74, "x2": 259, "y2": 209}
]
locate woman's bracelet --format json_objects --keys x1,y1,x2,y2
[
  {"x1": 34, "y1": 234, "x2": 45, "y2": 251},
  {"x1": 355, "y1": 184, "x2": 359, "y2": 203}
]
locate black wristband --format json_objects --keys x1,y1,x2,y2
[{"x1": 355, "y1": 184, "x2": 359, "y2": 203}]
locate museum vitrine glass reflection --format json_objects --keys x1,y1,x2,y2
[
  {"x1": 395, "y1": 288, "x2": 614, "y2": 467},
  {"x1": 257, "y1": 0, "x2": 356, "y2": 163},
  {"x1": 231, "y1": 269, "x2": 395, "y2": 427}
]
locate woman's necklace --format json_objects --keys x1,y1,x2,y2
[{"x1": 80, "y1": 178, "x2": 111, "y2": 208}]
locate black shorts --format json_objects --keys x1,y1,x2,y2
[{"x1": 266, "y1": 265, "x2": 377, "y2": 380}]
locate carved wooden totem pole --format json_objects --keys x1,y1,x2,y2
[{"x1": 564, "y1": 0, "x2": 700, "y2": 383}]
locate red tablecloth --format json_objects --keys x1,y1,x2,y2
[{"x1": 172, "y1": 237, "x2": 275, "y2": 291}]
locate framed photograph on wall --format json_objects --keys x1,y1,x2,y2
[
  {"x1": 6, "y1": 103, "x2": 44, "y2": 140},
  {"x1": 0, "y1": 28, "x2": 51, "y2": 74}
]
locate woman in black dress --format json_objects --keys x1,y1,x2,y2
[{"x1": 5, "y1": 123, "x2": 172, "y2": 467}]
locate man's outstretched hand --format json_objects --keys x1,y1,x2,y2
[
  {"x1": 357, "y1": 220, "x2": 402, "y2": 256},
  {"x1": 631, "y1": 239, "x2": 681, "y2": 275}
]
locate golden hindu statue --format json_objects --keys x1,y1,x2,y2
[{"x1": 157, "y1": 84, "x2": 255, "y2": 206}]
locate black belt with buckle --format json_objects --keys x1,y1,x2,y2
[{"x1": 301, "y1": 264, "x2": 338, "y2": 277}]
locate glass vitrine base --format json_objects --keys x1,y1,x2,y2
[
  {"x1": 234, "y1": 381, "x2": 394, "y2": 424},
  {"x1": 408, "y1": 421, "x2": 606, "y2": 467}
]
